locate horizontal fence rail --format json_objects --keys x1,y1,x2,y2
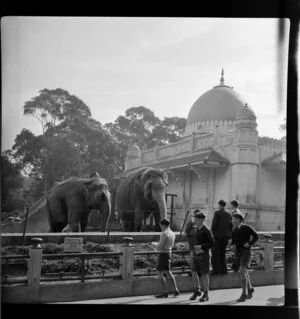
[
  {"x1": 41, "y1": 251, "x2": 123, "y2": 283},
  {"x1": 1, "y1": 240, "x2": 285, "y2": 285}
]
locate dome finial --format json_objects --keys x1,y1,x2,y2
[{"x1": 220, "y1": 68, "x2": 225, "y2": 86}]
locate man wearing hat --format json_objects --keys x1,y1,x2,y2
[
  {"x1": 189, "y1": 211, "x2": 215, "y2": 302},
  {"x1": 231, "y1": 212, "x2": 258, "y2": 302},
  {"x1": 151, "y1": 218, "x2": 180, "y2": 298}
]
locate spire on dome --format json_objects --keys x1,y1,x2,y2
[{"x1": 220, "y1": 68, "x2": 225, "y2": 86}]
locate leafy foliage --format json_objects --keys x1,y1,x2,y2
[
  {"x1": 4, "y1": 89, "x2": 187, "y2": 208},
  {"x1": 1, "y1": 151, "x2": 24, "y2": 212}
]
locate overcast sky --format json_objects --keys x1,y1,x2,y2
[{"x1": 2, "y1": 17, "x2": 289, "y2": 152}]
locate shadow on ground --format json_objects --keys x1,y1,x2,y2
[{"x1": 265, "y1": 296, "x2": 284, "y2": 306}]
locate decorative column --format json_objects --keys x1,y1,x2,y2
[
  {"x1": 231, "y1": 103, "x2": 259, "y2": 229},
  {"x1": 27, "y1": 238, "x2": 43, "y2": 286},
  {"x1": 120, "y1": 237, "x2": 134, "y2": 280}
]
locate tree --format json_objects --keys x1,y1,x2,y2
[
  {"x1": 21, "y1": 88, "x2": 93, "y2": 195},
  {"x1": 152, "y1": 117, "x2": 186, "y2": 145},
  {"x1": 1, "y1": 151, "x2": 23, "y2": 212},
  {"x1": 23, "y1": 88, "x2": 91, "y2": 134},
  {"x1": 279, "y1": 118, "x2": 286, "y2": 141},
  {"x1": 104, "y1": 106, "x2": 186, "y2": 174}
]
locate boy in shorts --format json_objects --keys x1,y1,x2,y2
[
  {"x1": 189, "y1": 212, "x2": 215, "y2": 302},
  {"x1": 152, "y1": 218, "x2": 180, "y2": 298},
  {"x1": 231, "y1": 213, "x2": 258, "y2": 302}
]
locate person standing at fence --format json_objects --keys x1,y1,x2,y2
[
  {"x1": 231, "y1": 212, "x2": 258, "y2": 302},
  {"x1": 211, "y1": 199, "x2": 232, "y2": 275},
  {"x1": 151, "y1": 218, "x2": 180, "y2": 298},
  {"x1": 230, "y1": 200, "x2": 241, "y2": 272},
  {"x1": 185, "y1": 209, "x2": 203, "y2": 296},
  {"x1": 190, "y1": 212, "x2": 215, "y2": 302}
]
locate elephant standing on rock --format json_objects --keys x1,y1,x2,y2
[
  {"x1": 115, "y1": 167, "x2": 168, "y2": 232},
  {"x1": 46, "y1": 175, "x2": 111, "y2": 232}
]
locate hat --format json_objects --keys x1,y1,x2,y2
[
  {"x1": 192, "y1": 209, "x2": 200, "y2": 216},
  {"x1": 194, "y1": 212, "x2": 206, "y2": 220},
  {"x1": 232, "y1": 212, "x2": 244, "y2": 222}
]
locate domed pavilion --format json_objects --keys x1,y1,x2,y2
[{"x1": 121, "y1": 70, "x2": 286, "y2": 231}]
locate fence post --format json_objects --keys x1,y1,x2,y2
[
  {"x1": 27, "y1": 238, "x2": 43, "y2": 286},
  {"x1": 120, "y1": 237, "x2": 134, "y2": 280},
  {"x1": 260, "y1": 235, "x2": 274, "y2": 271}
]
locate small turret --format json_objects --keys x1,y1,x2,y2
[
  {"x1": 125, "y1": 144, "x2": 141, "y2": 171},
  {"x1": 236, "y1": 103, "x2": 257, "y2": 129}
]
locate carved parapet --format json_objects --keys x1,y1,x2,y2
[
  {"x1": 184, "y1": 119, "x2": 237, "y2": 137},
  {"x1": 157, "y1": 141, "x2": 192, "y2": 160},
  {"x1": 193, "y1": 135, "x2": 214, "y2": 150},
  {"x1": 142, "y1": 149, "x2": 156, "y2": 163},
  {"x1": 258, "y1": 136, "x2": 286, "y2": 147}
]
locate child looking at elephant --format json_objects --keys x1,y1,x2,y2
[{"x1": 151, "y1": 218, "x2": 180, "y2": 298}]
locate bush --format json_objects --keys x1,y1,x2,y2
[
  {"x1": 84, "y1": 242, "x2": 114, "y2": 253},
  {"x1": 42, "y1": 243, "x2": 64, "y2": 254},
  {"x1": 1, "y1": 245, "x2": 29, "y2": 256}
]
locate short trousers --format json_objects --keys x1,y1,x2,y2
[
  {"x1": 191, "y1": 252, "x2": 210, "y2": 274},
  {"x1": 156, "y1": 252, "x2": 171, "y2": 271},
  {"x1": 236, "y1": 249, "x2": 251, "y2": 268}
]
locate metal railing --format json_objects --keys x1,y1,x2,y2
[
  {"x1": 1, "y1": 243, "x2": 285, "y2": 285},
  {"x1": 41, "y1": 251, "x2": 122, "y2": 282},
  {"x1": 1, "y1": 254, "x2": 30, "y2": 284},
  {"x1": 133, "y1": 250, "x2": 191, "y2": 277}
]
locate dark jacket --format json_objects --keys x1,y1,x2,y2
[
  {"x1": 232, "y1": 224, "x2": 258, "y2": 252},
  {"x1": 211, "y1": 208, "x2": 232, "y2": 237},
  {"x1": 193, "y1": 224, "x2": 215, "y2": 254},
  {"x1": 185, "y1": 221, "x2": 197, "y2": 251}
]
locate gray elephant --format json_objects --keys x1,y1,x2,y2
[
  {"x1": 115, "y1": 167, "x2": 168, "y2": 232},
  {"x1": 46, "y1": 175, "x2": 111, "y2": 232}
]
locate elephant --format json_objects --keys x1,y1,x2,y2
[
  {"x1": 46, "y1": 175, "x2": 111, "y2": 232},
  {"x1": 115, "y1": 167, "x2": 168, "y2": 232}
]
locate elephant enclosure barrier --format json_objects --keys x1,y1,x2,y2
[{"x1": 1, "y1": 237, "x2": 284, "y2": 286}]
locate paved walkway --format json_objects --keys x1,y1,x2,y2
[{"x1": 53, "y1": 285, "x2": 284, "y2": 306}]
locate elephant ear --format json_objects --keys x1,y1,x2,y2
[
  {"x1": 80, "y1": 179, "x2": 94, "y2": 196},
  {"x1": 138, "y1": 168, "x2": 153, "y2": 185}
]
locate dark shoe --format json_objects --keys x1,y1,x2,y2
[
  {"x1": 189, "y1": 290, "x2": 202, "y2": 300},
  {"x1": 237, "y1": 294, "x2": 247, "y2": 302},
  {"x1": 155, "y1": 293, "x2": 168, "y2": 298},
  {"x1": 199, "y1": 294, "x2": 209, "y2": 302},
  {"x1": 173, "y1": 290, "x2": 180, "y2": 297},
  {"x1": 247, "y1": 288, "x2": 254, "y2": 299}
]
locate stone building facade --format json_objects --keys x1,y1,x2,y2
[{"x1": 121, "y1": 71, "x2": 286, "y2": 231}]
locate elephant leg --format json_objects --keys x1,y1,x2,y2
[
  {"x1": 47, "y1": 198, "x2": 68, "y2": 232},
  {"x1": 67, "y1": 198, "x2": 87, "y2": 232},
  {"x1": 80, "y1": 219, "x2": 88, "y2": 232},
  {"x1": 153, "y1": 209, "x2": 162, "y2": 232},
  {"x1": 134, "y1": 209, "x2": 144, "y2": 232},
  {"x1": 121, "y1": 211, "x2": 134, "y2": 232}
]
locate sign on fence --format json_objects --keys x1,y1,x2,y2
[{"x1": 63, "y1": 238, "x2": 83, "y2": 253}]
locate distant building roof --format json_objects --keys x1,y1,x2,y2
[{"x1": 186, "y1": 69, "x2": 253, "y2": 126}]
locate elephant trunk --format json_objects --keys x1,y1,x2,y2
[
  {"x1": 152, "y1": 191, "x2": 168, "y2": 220},
  {"x1": 103, "y1": 189, "x2": 112, "y2": 232}
]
